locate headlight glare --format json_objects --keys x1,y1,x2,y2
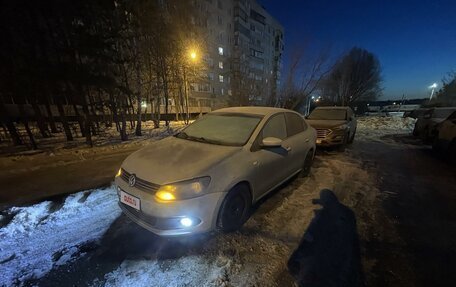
[
  {"x1": 333, "y1": 124, "x2": 348, "y2": 130},
  {"x1": 155, "y1": 177, "x2": 211, "y2": 201},
  {"x1": 116, "y1": 168, "x2": 122, "y2": 177}
]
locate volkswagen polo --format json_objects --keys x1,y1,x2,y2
[{"x1": 115, "y1": 107, "x2": 316, "y2": 236}]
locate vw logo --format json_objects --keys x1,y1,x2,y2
[{"x1": 128, "y1": 175, "x2": 136, "y2": 187}]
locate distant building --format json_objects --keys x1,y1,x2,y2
[{"x1": 190, "y1": 0, "x2": 284, "y2": 108}]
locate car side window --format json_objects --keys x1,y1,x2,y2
[
  {"x1": 285, "y1": 112, "x2": 305, "y2": 137},
  {"x1": 262, "y1": 113, "x2": 287, "y2": 140}
]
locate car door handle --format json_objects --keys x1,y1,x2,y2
[
  {"x1": 285, "y1": 146, "x2": 292, "y2": 152},
  {"x1": 305, "y1": 138, "x2": 310, "y2": 143}
]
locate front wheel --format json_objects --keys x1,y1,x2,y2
[
  {"x1": 348, "y1": 129, "x2": 356, "y2": 144},
  {"x1": 217, "y1": 184, "x2": 251, "y2": 232},
  {"x1": 299, "y1": 149, "x2": 314, "y2": 177}
]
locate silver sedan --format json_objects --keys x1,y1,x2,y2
[{"x1": 115, "y1": 107, "x2": 316, "y2": 236}]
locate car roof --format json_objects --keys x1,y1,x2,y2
[
  {"x1": 211, "y1": 106, "x2": 295, "y2": 116},
  {"x1": 313, "y1": 106, "x2": 351, "y2": 110}
]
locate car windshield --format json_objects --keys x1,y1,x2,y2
[
  {"x1": 308, "y1": 109, "x2": 347, "y2": 120},
  {"x1": 433, "y1": 109, "x2": 456, "y2": 119},
  {"x1": 175, "y1": 113, "x2": 262, "y2": 146}
]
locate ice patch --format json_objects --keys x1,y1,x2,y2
[{"x1": 0, "y1": 187, "x2": 121, "y2": 286}]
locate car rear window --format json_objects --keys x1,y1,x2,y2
[
  {"x1": 433, "y1": 109, "x2": 456, "y2": 119},
  {"x1": 308, "y1": 109, "x2": 347, "y2": 120}
]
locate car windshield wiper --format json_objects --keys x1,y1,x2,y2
[
  {"x1": 187, "y1": 136, "x2": 223, "y2": 145},
  {"x1": 175, "y1": 132, "x2": 189, "y2": 139}
]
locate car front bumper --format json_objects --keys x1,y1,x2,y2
[
  {"x1": 315, "y1": 129, "x2": 347, "y2": 146},
  {"x1": 115, "y1": 177, "x2": 226, "y2": 236}
]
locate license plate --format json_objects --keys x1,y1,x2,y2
[
  {"x1": 316, "y1": 139, "x2": 322, "y2": 144},
  {"x1": 120, "y1": 190, "x2": 141, "y2": 210}
]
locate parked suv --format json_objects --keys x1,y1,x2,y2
[
  {"x1": 305, "y1": 106, "x2": 357, "y2": 148},
  {"x1": 433, "y1": 111, "x2": 456, "y2": 163},
  {"x1": 413, "y1": 107, "x2": 456, "y2": 142}
]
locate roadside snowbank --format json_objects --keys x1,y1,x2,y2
[
  {"x1": 0, "y1": 187, "x2": 120, "y2": 286},
  {"x1": 356, "y1": 116, "x2": 416, "y2": 142}
]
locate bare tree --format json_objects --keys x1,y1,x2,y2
[
  {"x1": 279, "y1": 45, "x2": 333, "y2": 111},
  {"x1": 323, "y1": 47, "x2": 382, "y2": 105},
  {"x1": 431, "y1": 71, "x2": 456, "y2": 106}
]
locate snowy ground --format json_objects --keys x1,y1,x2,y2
[
  {"x1": 0, "y1": 121, "x2": 188, "y2": 174},
  {"x1": 0, "y1": 187, "x2": 121, "y2": 286},
  {"x1": 1, "y1": 115, "x2": 455, "y2": 287}
]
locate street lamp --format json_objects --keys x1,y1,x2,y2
[
  {"x1": 429, "y1": 83, "x2": 438, "y2": 100},
  {"x1": 190, "y1": 51, "x2": 197, "y2": 60},
  {"x1": 184, "y1": 48, "x2": 198, "y2": 124},
  {"x1": 306, "y1": 96, "x2": 315, "y2": 116}
]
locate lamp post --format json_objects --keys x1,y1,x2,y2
[
  {"x1": 429, "y1": 83, "x2": 438, "y2": 101},
  {"x1": 307, "y1": 96, "x2": 315, "y2": 115},
  {"x1": 184, "y1": 49, "x2": 198, "y2": 124}
]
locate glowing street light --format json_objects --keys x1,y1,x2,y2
[
  {"x1": 184, "y1": 48, "x2": 199, "y2": 124},
  {"x1": 429, "y1": 82, "x2": 438, "y2": 100},
  {"x1": 190, "y1": 50, "x2": 197, "y2": 61}
]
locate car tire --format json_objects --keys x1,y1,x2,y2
[
  {"x1": 299, "y1": 149, "x2": 314, "y2": 178},
  {"x1": 217, "y1": 184, "x2": 251, "y2": 232},
  {"x1": 348, "y1": 129, "x2": 356, "y2": 144},
  {"x1": 449, "y1": 140, "x2": 456, "y2": 164},
  {"x1": 338, "y1": 133, "x2": 349, "y2": 151}
]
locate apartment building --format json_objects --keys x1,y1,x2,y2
[{"x1": 190, "y1": 0, "x2": 284, "y2": 108}]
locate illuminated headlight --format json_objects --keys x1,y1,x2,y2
[
  {"x1": 155, "y1": 177, "x2": 211, "y2": 201},
  {"x1": 116, "y1": 168, "x2": 122, "y2": 177},
  {"x1": 332, "y1": 124, "x2": 348, "y2": 130},
  {"x1": 180, "y1": 217, "x2": 193, "y2": 227}
]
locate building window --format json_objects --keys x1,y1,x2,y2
[
  {"x1": 217, "y1": 0, "x2": 222, "y2": 9},
  {"x1": 221, "y1": 88, "x2": 224, "y2": 95},
  {"x1": 219, "y1": 61, "x2": 223, "y2": 69},
  {"x1": 218, "y1": 15, "x2": 223, "y2": 25},
  {"x1": 218, "y1": 47, "x2": 223, "y2": 55},
  {"x1": 219, "y1": 75, "x2": 224, "y2": 82}
]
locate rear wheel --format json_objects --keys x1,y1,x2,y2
[
  {"x1": 300, "y1": 149, "x2": 314, "y2": 177},
  {"x1": 217, "y1": 184, "x2": 251, "y2": 232}
]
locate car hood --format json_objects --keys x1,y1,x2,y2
[
  {"x1": 121, "y1": 136, "x2": 241, "y2": 184},
  {"x1": 306, "y1": 119, "x2": 348, "y2": 129}
]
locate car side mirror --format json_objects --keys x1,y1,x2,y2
[{"x1": 261, "y1": 137, "x2": 283, "y2": 148}]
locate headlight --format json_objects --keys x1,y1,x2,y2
[
  {"x1": 155, "y1": 177, "x2": 211, "y2": 201},
  {"x1": 116, "y1": 168, "x2": 122, "y2": 177},
  {"x1": 333, "y1": 124, "x2": 348, "y2": 130}
]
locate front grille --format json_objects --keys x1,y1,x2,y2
[
  {"x1": 121, "y1": 168, "x2": 160, "y2": 193},
  {"x1": 316, "y1": 128, "x2": 332, "y2": 139},
  {"x1": 122, "y1": 203, "x2": 158, "y2": 226}
]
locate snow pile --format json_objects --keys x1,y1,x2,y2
[
  {"x1": 104, "y1": 255, "x2": 233, "y2": 287},
  {"x1": 0, "y1": 187, "x2": 121, "y2": 286},
  {"x1": 356, "y1": 116, "x2": 416, "y2": 141}
]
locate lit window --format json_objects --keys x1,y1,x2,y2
[
  {"x1": 218, "y1": 47, "x2": 223, "y2": 55},
  {"x1": 219, "y1": 75, "x2": 224, "y2": 82},
  {"x1": 219, "y1": 61, "x2": 223, "y2": 69}
]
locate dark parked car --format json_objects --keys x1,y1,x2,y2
[
  {"x1": 305, "y1": 106, "x2": 357, "y2": 149},
  {"x1": 413, "y1": 107, "x2": 456, "y2": 142},
  {"x1": 433, "y1": 111, "x2": 456, "y2": 163}
]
